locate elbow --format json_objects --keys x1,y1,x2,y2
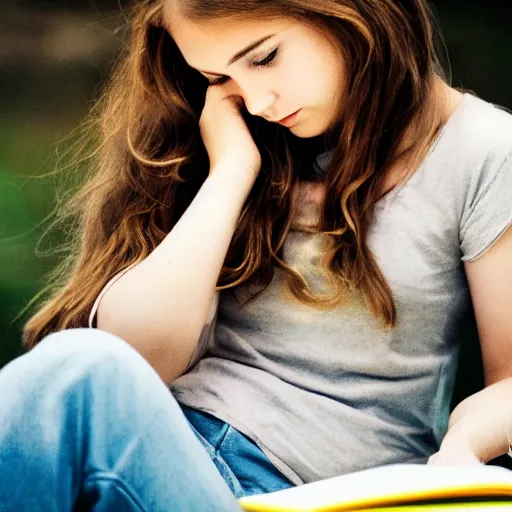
[{"x1": 95, "y1": 302, "x2": 196, "y2": 386}]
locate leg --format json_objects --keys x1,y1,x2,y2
[{"x1": 0, "y1": 328, "x2": 242, "y2": 512}]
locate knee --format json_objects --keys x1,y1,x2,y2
[
  {"x1": 39, "y1": 327, "x2": 134, "y2": 360},
  {"x1": 40, "y1": 327, "x2": 131, "y2": 355},
  {"x1": 0, "y1": 329, "x2": 177, "y2": 432},
  {"x1": 34, "y1": 328, "x2": 155, "y2": 384},
  {"x1": 26, "y1": 328, "x2": 178, "y2": 414}
]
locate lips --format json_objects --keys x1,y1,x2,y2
[
  {"x1": 274, "y1": 109, "x2": 301, "y2": 128},
  {"x1": 276, "y1": 110, "x2": 300, "y2": 123}
]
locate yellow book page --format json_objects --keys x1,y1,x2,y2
[{"x1": 238, "y1": 464, "x2": 512, "y2": 512}]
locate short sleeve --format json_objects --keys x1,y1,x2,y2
[
  {"x1": 460, "y1": 151, "x2": 512, "y2": 261},
  {"x1": 88, "y1": 263, "x2": 138, "y2": 328}
]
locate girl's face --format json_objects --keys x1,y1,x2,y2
[{"x1": 165, "y1": 12, "x2": 345, "y2": 138}]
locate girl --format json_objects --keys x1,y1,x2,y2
[{"x1": 1, "y1": 0, "x2": 512, "y2": 510}]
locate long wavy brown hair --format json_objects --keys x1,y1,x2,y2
[{"x1": 23, "y1": 0, "x2": 451, "y2": 348}]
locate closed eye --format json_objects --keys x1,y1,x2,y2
[
  {"x1": 253, "y1": 48, "x2": 278, "y2": 67},
  {"x1": 207, "y1": 48, "x2": 279, "y2": 86}
]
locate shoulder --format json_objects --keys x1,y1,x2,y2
[
  {"x1": 433, "y1": 93, "x2": 512, "y2": 212},
  {"x1": 456, "y1": 93, "x2": 512, "y2": 162},
  {"x1": 454, "y1": 95, "x2": 512, "y2": 260},
  {"x1": 413, "y1": 94, "x2": 512, "y2": 209}
]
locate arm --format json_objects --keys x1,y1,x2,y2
[
  {"x1": 431, "y1": 224, "x2": 512, "y2": 465},
  {"x1": 96, "y1": 167, "x2": 254, "y2": 386}
]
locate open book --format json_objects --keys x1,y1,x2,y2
[{"x1": 238, "y1": 463, "x2": 512, "y2": 511}]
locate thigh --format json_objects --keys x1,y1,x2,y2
[{"x1": 180, "y1": 405, "x2": 295, "y2": 499}]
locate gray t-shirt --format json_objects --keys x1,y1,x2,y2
[{"x1": 172, "y1": 93, "x2": 510, "y2": 485}]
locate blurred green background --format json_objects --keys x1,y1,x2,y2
[{"x1": 1, "y1": 1, "x2": 511, "y2": 402}]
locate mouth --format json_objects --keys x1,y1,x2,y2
[{"x1": 275, "y1": 109, "x2": 301, "y2": 127}]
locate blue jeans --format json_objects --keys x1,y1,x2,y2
[{"x1": 0, "y1": 328, "x2": 293, "y2": 511}]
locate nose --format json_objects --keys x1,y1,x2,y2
[
  {"x1": 233, "y1": 81, "x2": 277, "y2": 118},
  {"x1": 244, "y1": 91, "x2": 277, "y2": 118}
]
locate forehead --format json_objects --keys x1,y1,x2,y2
[{"x1": 164, "y1": 9, "x2": 295, "y2": 69}]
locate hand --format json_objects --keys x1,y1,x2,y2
[
  {"x1": 199, "y1": 84, "x2": 262, "y2": 183},
  {"x1": 429, "y1": 383, "x2": 512, "y2": 467},
  {"x1": 428, "y1": 432, "x2": 483, "y2": 466}
]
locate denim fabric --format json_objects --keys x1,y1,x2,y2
[
  {"x1": 181, "y1": 406, "x2": 294, "y2": 498},
  {"x1": 0, "y1": 328, "x2": 290, "y2": 511}
]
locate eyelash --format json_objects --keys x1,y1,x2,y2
[{"x1": 207, "y1": 48, "x2": 279, "y2": 86}]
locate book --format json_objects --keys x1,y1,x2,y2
[{"x1": 238, "y1": 463, "x2": 512, "y2": 511}]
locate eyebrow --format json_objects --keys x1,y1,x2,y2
[{"x1": 197, "y1": 34, "x2": 275, "y2": 76}]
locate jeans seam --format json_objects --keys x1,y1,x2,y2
[
  {"x1": 83, "y1": 471, "x2": 147, "y2": 511},
  {"x1": 213, "y1": 424, "x2": 232, "y2": 453},
  {"x1": 181, "y1": 417, "x2": 245, "y2": 497}
]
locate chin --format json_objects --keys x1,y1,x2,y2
[{"x1": 289, "y1": 120, "x2": 330, "y2": 138}]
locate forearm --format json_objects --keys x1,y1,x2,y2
[
  {"x1": 97, "y1": 167, "x2": 254, "y2": 384},
  {"x1": 442, "y1": 377, "x2": 512, "y2": 463}
]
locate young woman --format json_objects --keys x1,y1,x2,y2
[{"x1": 1, "y1": 0, "x2": 512, "y2": 510}]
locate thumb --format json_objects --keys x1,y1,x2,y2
[{"x1": 428, "y1": 446, "x2": 483, "y2": 466}]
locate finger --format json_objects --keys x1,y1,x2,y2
[
  {"x1": 430, "y1": 450, "x2": 483, "y2": 466},
  {"x1": 230, "y1": 95, "x2": 245, "y2": 109},
  {"x1": 427, "y1": 452, "x2": 439, "y2": 465}
]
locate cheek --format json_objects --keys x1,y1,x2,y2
[
  {"x1": 311, "y1": 58, "x2": 344, "y2": 110},
  {"x1": 280, "y1": 57, "x2": 320, "y2": 102},
  {"x1": 301, "y1": 50, "x2": 340, "y2": 102},
  {"x1": 279, "y1": 60, "x2": 304, "y2": 95},
  {"x1": 277, "y1": 42, "x2": 343, "y2": 109}
]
